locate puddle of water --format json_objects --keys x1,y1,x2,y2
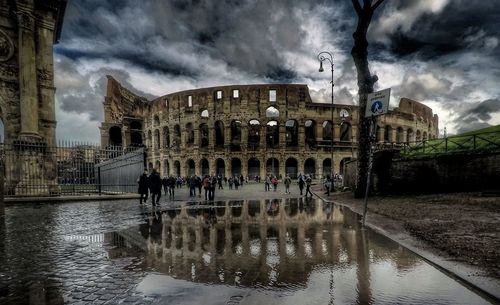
[{"x1": 106, "y1": 198, "x2": 495, "y2": 305}]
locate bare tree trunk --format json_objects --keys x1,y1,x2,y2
[{"x1": 351, "y1": 0, "x2": 385, "y2": 198}]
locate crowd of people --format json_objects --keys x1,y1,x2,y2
[{"x1": 138, "y1": 169, "x2": 343, "y2": 206}]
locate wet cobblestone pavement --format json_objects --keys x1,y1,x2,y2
[{"x1": 0, "y1": 184, "x2": 496, "y2": 304}]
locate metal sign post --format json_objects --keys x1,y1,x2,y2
[{"x1": 362, "y1": 88, "x2": 391, "y2": 226}]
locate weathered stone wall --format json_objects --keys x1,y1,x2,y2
[
  {"x1": 0, "y1": 0, "x2": 66, "y2": 196},
  {"x1": 388, "y1": 152, "x2": 500, "y2": 194},
  {"x1": 100, "y1": 79, "x2": 439, "y2": 180}
]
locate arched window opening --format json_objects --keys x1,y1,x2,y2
[
  {"x1": 153, "y1": 115, "x2": 160, "y2": 126},
  {"x1": 200, "y1": 123, "x2": 209, "y2": 148},
  {"x1": 200, "y1": 158, "x2": 210, "y2": 176},
  {"x1": 216, "y1": 159, "x2": 225, "y2": 176},
  {"x1": 266, "y1": 158, "x2": 279, "y2": 177},
  {"x1": 423, "y1": 131, "x2": 428, "y2": 141},
  {"x1": 285, "y1": 158, "x2": 298, "y2": 179},
  {"x1": 384, "y1": 125, "x2": 392, "y2": 142},
  {"x1": 396, "y1": 127, "x2": 404, "y2": 143},
  {"x1": 109, "y1": 126, "x2": 122, "y2": 146},
  {"x1": 201, "y1": 109, "x2": 209, "y2": 118},
  {"x1": 187, "y1": 159, "x2": 196, "y2": 176},
  {"x1": 248, "y1": 119, "x2": 261, "y2": 150},
  {"x1": 322, "y1": 121, "x2": 333, "y2": 141},
  {"x1": 164, "y1": 160, "x2": 170, "y2": 176},
  {"x1": 266, "y1": 121, "x2": 279, "y2": 148},
  {"x1": 215, "y1": 121, "x2": 225, "y2": 148},
  {"x1": 231, "y1": 158, "x2": 242, "y2": 176},
  {"x1": 323, "y1": 158, "x2": 332, "y2": 178},
  {"x1": 174, "y1": 161, "x2": 181, "y2": 176},
  {"x1": 186, "y1": 123, "x2": 194, "y2": 147},
  {"x1": 130, "y1": 121, "x2": 142, "y2": 146},
  {"x1": 174, "y1": 124, "x2": 181, "y2": 148},
  {"x1": 305, "y1": 120, "x2": 316, "y2": 147},
  {"x1": 248, "y1": 158, "x2": 260, "y2": 178},
  {"x1": 340, "y1": 122, "x2": 352, "y2": 142},
  {"x1": 163, "y1": 126, "x2": 170, "y2": 148},
  {"x1": 304, "y1": 158, "x2": 316, "y2": 178},
  {"x1": 407, "y1": 128, "x2": 414, "y2": 143},
  {"x1": 147, "y1": 130, "x2": 152, "y2": 148},
  {"x1": 231, "y1": 120, "x2": 242, "y2": 151},
  {"x1": 285, "y1": 120, "x2": 298, "y2": 147}
]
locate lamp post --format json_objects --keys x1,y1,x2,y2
[{"x1": 318, "y1": 51, "x2": 334, "y2": 186}]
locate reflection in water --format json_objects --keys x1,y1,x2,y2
[{"x1": 106, "y1": 198, "x2": 493, "y2": 305}]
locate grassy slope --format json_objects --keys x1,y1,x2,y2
[{"x1": 402, "y1": 124, "x2": 500, "y2": 156}]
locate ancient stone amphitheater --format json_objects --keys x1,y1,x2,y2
[{"x1": 100, "y1": 76, "x2": 438, "y2": 179}]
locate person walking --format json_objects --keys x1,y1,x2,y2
[
  {"x1": 138, "y1": 170, "x2": 149, "y2": 205},
  {"x1": 284, "y1": 174, "x2": 292, "y2": 194},
  {"x1": 161, "y1": 176, "x2": 168, "y2": 196},
  {"x1": 228, "y1": 176, "x2": 233, "y2": 189},
  {"x1": 324, "y1": 174, "x2": 332, "y2": 196},
  {"x1": 203, "y1": 175, "x2": 210, "y2": 200},
  {"x1": 209, "y1": 174, "x2": 217, "y2": 200},
  {"x1": 149, "y1": 169, "x2": 162, "y2": 206},
  {"x1": 196, "y1": 175, "x2": 202, "y2": 198},
  {"x1": 189, "y1": 175, "x2": 197, "y2": 197},
  {"x1": 305, "y1": 174, "x2": 313, "y2": 197},
  {"x1": 271, "y1": 175, "x2": 278, "y2": 191},
  {"x1": 217, "y1": 175, "x2": 223, "y2": 189},
  {"x1": 234, "y1": 176, "x2": 240, "y2": 190},
  {"x1": 265, "y1": 175, "x2": 271, "y2": 191},
  {"x1": 297, "y1": 174, "x2": 305, "y2": 196},
  {"x1": 168, "y1": 175, "x2": 176, "y2": 200}
]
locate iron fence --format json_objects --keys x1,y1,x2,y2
[
  {"x1": 402, "y1": 130, "x2": 500, "y2": 156},
  {"x1": 0, "y1": 141, "x2": 145, "y2": 197}
]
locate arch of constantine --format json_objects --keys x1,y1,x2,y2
[{"x1": 101, "y1": 76, "x2": 439, "y2": 179}]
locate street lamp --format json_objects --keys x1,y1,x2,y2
[{"x1": 318, "y1": 51, "x2": 335, "y2": 187}]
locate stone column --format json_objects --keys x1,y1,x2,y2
[
  {"x1": 378, "y1": 126, "x2": 385, "y2": 143},
  {"x1": 241, "y1": 123, "x2": 248, "y2": 148},
  {"x1": 334, "y1": 125, "x2": 340, "y2": 141},
  {"x1": 16, "y1": 4, "x2": 39, "y2": 140}
]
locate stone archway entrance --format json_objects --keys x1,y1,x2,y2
[
  {"x1": 304, "y1": 158, "x2": 316, "y2": 178},
  {"x1": 285, "y1": 158, "x2": 298, "y2": 178},
  {"x1": 248, "y1": 158, "x2": 260, "y2": 178},
  {"x1": 216, "y1": 159, "x2": 225, "y2": 176}
]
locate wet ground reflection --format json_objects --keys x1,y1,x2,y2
[{"x1": 106, "y1": 198, "x2": 494, "y2": 305}]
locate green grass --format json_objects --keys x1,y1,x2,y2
[{"x1": 401, "y1": 124, "x2": 500, "y2": 157}]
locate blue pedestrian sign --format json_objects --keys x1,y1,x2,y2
[{"x1": 365, "y1": 88, "x2": 390, "y2": 117}]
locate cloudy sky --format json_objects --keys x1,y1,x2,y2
[{"x1": 53, "y1": 0, "x2": 500, "y2": 142}]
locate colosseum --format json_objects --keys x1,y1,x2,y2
[{"x1": 100, "y1": 76, "x2": 439, "y2": 179}]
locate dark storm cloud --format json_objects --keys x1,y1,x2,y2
[{"x1": 451, "y1": 99, "x2": 500, "y2": 134}]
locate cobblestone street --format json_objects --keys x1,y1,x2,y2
[{"x1": 0, "y1": 182, "x2": 308, "y2": 304}]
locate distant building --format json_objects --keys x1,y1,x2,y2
[{"x1": 100, "y1": 76, "x2": 438, "y2": 179}]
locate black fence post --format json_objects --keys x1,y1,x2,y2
[
  {"x1": 473, "y1": 134, "x2": 476, "y2": 150},
  {"x1": 445, "y1": 138, "x2": 448, "y2": 152}
]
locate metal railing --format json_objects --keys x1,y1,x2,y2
[
  {"x1": 402, "y1": 130, "x2": 500, "y2": 156},
  {"x1": 0, "y1": 141, "x2": 145, "y2": 197}
]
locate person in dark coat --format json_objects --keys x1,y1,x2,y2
[
  {"x1": 149, "y1": 169, "x2": 162, "y2": 206},
  {"x1": 168, "y1": 176, "x2": 176, "y2": 200},
  {"x1": 138, "y1": 170, "x2": 149, "y2": 205},
  {"x1": 297, "y1": 174, "x2": 305, "y2": 196},
  {"x1": 162, "y1": 177, "x2": 168, "y2": 196}
]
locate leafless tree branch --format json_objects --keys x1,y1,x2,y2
[{"x1": 352, "y1": 0, "x2": 363, "y2": 16}]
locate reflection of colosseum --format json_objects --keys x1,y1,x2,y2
[
  {"x1": 100, "y1": 76, "x2": 439, "y2": 178},
  {"x1": 106, "y1": 199, "x2": 419, "y2": 290}
]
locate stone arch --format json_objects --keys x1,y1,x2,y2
[
  {"x1": 186, "y1": 123, "x2": 194, "y2": 147},
  {"x1": 340, "y1": 122, "x2": 352, "y2": 142},
  {"x1": 147, "y1": 130, "x2": 152, "y2": 148},
  {"x1": 173, "y1": 124, "x2": 181, "y2": 148},
  {"x1": 153, "y1": 115, "x2": 160, "y2": 126},
  {"x1": 200, "y1": 109, "x2": 209, "y2": 118},
  {"x1": 396, "y1": 127, "x2": 404, "y2": 143},
  {"x1": 174, "y1": 160, "x2": 181, "y2": 176},
  {"x1": 200, "y1": 158, "x2": 210, "y2": 176},
  {"x1": 199, "y1": 123, "x2": 209, "y2": 148},
  {"x1": 164, "y1": 159, "x2": 170, "y2": 176},
  {"x1": 248, "y1": 157, "x2": 260, "y2": 178},
  {"x1": 285, "y1": 158, "x2": 298, "y2": 178},
  {"x1": 416, "y1": 130, "x2": 422, "y2": 142},
  {"x1": 423, "y1": 131, "x2": 428, "y2": 141},
  {"x1": 285, "y1": 119, "x2": 298, "y2": 147},
  {"x1": 231, "y1": 158, "x2": 242, "y2": 176},
  {"x1": 266, "y1": 158, "x2": 279, "y2": 177},
  {"x1": 154, "y1": 129, "x2": 160, "y2": 149},
  {"x1": 305, "y1": 119, "x2": 316, "y2": 147},
  {"x1": 384, "y1": 125, "x2": 392, "y2": 142},
  {"x1": 231, "y1": 120, "x2": 242, "y2": 150},
  {"x1": 155, "y1": 160, "x2": 161, "y2": 173},
  {"x1": 248, "y1": 119, "x2": 261, "y2": 150},
  {"x1": 215, "y1": 120, "x2": 225, "y2": 148},
  {"x1": 266, "y1": 120, "x2": 279, "y2": 148},
  {"x1": 216, "y1": 159, "x2": 225, "y2": 176},
  {"x1": 163, "y1": 126, "x2": 170, "y2": 148},
  {"x1": 406, "y1": 128, "x2": 413, "y2": 143},
  {"x1": 304, "y1": 158, "x2": 316, "y2": 178},
  {"x1": 322, "y1": 158, "x2": 332, "y2": 178},
  {"x1": 322, "y1": 120, "x2": 333, "y2": 141},
  {"x1": 129, "y1": 121, "x2": 142, "y2": 146},
  {"x1": 109, "y1": 126, "x2": 122, "y2": 146},
  {"x1": 186, "y1": 159, "x2": 196, "y2": 176}
]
